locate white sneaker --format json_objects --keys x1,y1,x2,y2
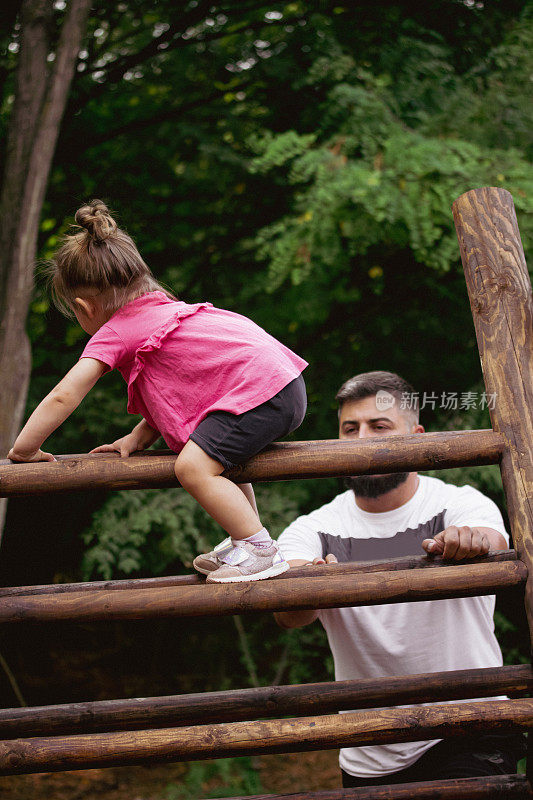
[
  {"x1": 206, "y1": 541, "x2": 289, "y2": 584},
  {"x1": 192, "y1": 537, "x2": 235, "y2": 575}
]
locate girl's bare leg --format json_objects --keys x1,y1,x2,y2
[
  {"x1": 238, "y1": 483, "x2": 260, "y2": 520},
  {"x1": 175, "y1": 441, "x2": 263, "y2": 540}
]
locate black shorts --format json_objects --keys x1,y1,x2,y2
[
  {"x1": 341, "y1": 732, "x2": 526, "y2": 787},
  {"x1": 189, "y1": 374, "x2": 307, "y2": 470}
]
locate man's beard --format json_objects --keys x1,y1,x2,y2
[{"x1": 345, "y1": 472, "x2": 410, "y2": 499}]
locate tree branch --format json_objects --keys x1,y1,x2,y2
[
  {"x1": 0, "y1": 650, "x2": 27, "y2": 707},
  {"x1": 67, "y1": 6, "x2": 302, "y2": 121},
  {"x1": 233, "y1": 616, "x2": 260, "y2": 688},
  {"x1": 66, "y1": 80, "x2": 251, "y2": 154},
  {"x1": 0, "y1": 0, "x2": 52, "y2": 295},
  {"x1": 272, "y1": 640, "x2": 290, "y2": 686},
  {"x1": 70, "y1": 0, "x2": 215, "y2": 113}
]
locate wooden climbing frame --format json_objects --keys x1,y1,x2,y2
[{"x1": 0, "y1": 186, "x2": 532, "y2": 798}]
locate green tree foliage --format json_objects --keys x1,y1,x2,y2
[
  {"x1": 26, "y1": 0, "x2": 533, "y2": 557},
  {"x1": 81, "y1": 482, "x2": 307, "y2": 580},
  {"x1": 2, "y1": 0, "x2": 533, "y2": 681},
  {"x1": 165, "y1": 757, "x2": 263, "y2": 800}
]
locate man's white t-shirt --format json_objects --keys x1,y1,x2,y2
[{"x1": 278, "y1": 475, "x2": 509, "y2": 778}]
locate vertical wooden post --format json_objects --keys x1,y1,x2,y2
[{"x1": 453, "y1": 186, "x2": 533, "y2": 779}]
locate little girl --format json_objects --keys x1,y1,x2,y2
[{"x1": 8, "y1": 200, "x2": 307, "y2": 584}]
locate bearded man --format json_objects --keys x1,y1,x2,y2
[{"x1": 275, "y1": 371, "x2": 523, "y2": 787}]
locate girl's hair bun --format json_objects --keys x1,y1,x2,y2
[
  {"x1": 50, "y1": 198, "x2": 174, "y2": 318},
  {"x1": 75, "y1": 199, "x2": 117, "y2": 242}
]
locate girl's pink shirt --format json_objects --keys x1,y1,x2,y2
[{"x1": 80, "y1": 291, "x2": 307, "y2": 453}]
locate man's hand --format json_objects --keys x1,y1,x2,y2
[
  {"x1": 422, "y1": 525, "x2": 507, "y2": 560},
  {"x1": 7, "y1": 448, "x2": 56, "y2": 463},
  {"x1": 310, "y1": 554, "x2": 339, "y2": 566},
  {"x1": 274, "y1": 554, "x2": 338, "y2": 629}
]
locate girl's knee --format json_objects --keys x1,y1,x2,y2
[
  {"x1": 175, "y1": 451, "x2": 197, "y2": 486},
  {"x1": 174, "y1": 448, "x2": 211, "y2": 488},
  {"x1": 175, "y1": 441, "x2": 223, "y2": 489}
]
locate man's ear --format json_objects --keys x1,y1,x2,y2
[{"x1": 74, "y1": 297, "x2": 96, "y2": 318}]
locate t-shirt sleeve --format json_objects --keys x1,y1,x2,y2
[
  {"x1": 277, "y1": 514, "x2": 324, "y2": 563},
  {"x1": 443, "y1": 485, "x2": 509, "y2": 545},
  {"x1": 80, "y1": 325, "x2": 126, "y2": 372}
]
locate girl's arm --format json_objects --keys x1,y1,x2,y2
[{"x1": 8, "y1": 358, "x2": 107, "y2": 462}]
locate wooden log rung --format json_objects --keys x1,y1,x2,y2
[
  {"x1": 0, "y1": 664, "x2": 531, "y2": 738},
  {"x1": 208, "y1": 775, "x2": 533, "y2": 800},
  {"x1": 1, "y1": 699, "x2": 531, "y2": 776},
  {"x1": 0, "y1": 550, "x2": 517, "y2": 598},
  {"x1": 0, "y1": 430, "x2": 503, "y2": 497},
  {"x1": 0, "y1": 560, "x2": 525, "y2": 623}
]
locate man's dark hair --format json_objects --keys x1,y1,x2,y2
[{"x1": 336, "y1": 370, "x2": 419, "y2": 423}]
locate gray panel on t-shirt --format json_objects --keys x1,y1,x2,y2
[{"x1": 317, "y1": 510, "x2": 446, "y2": 561}]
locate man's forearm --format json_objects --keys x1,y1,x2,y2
[{"x1": 273, "y1": 559, "x2": 320, "y2": 629}]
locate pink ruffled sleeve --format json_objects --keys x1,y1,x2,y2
[{"x1": 80, "y1": 325, "x2": 127, "y2": 372}]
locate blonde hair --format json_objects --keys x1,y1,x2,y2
[{"x1": 49, "y1": 200, "x2": 171, "y2": 317}]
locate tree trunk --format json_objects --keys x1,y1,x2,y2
[{"x1": 0, "y1": 0, "x2": 91, "y2": 539}]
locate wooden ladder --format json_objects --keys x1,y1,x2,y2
[{"x1": 0, "y1": 186, "x2": 531, "y2": 799}]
